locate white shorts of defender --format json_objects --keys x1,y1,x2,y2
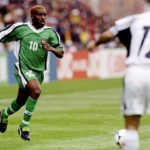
[{"x1": 122, "y1": 65, "x2": 150, "y2": 115}]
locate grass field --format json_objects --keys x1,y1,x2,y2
[{"x1": 0, "y1": 79, "x2": 150, "y2": 150}]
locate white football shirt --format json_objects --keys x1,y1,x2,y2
[{"x1": 110, "y1": 12, "x2": 150, "y2": 66}]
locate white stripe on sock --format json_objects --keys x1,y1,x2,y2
[
  {"x1": 22, "y1": 120, "x2": 29, "y2": 125},
  {"x1": 9, "y1": 106, "x2": 15, "y2": 113},
  {"x1": 24, "y1": 110, "x2": 32, "y2": 116},
  {"x1": 4, "y1": 109, "x2": 8, "y2": 117}
]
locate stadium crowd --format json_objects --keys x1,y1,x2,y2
[{"x1": 0, "y1": 0, "x2": 114, "y2": 52}]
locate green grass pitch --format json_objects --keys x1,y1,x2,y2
[{"x1": 0, "y1": 79, "x2": 150, "y2": 150}]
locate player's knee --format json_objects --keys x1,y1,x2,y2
[{"x1": 31, "y1": 87, "x2": 41, "y2": 99}]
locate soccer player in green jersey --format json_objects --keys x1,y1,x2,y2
[{"x1": 0, "y1": 5, "x2": 64, "y2": 140}]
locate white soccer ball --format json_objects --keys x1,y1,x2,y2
[{"x1": 115, "y1": 129, "x2": 127, "y2": 148}]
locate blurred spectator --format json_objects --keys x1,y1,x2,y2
[{"x1": 0, "y1": 0, "x2": 144, "y2": 52}]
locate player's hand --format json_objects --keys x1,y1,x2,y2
[
  {"x1": 41, "y1": 39, "x2": 53, "y2": 51},
  {"x1": 87, "y1": 40, "x2": 96, "y2": 52},
  {"x1": 41, "y1": 38, "x2": 64, "y2": 58}
]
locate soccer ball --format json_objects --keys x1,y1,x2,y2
[{"x1": 115, "y1": 129, "x2": 127, "y2": 148}]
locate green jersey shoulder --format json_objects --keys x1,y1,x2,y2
[{"x1": 0, "y1": 22, "x2": 64, "y2": 71}]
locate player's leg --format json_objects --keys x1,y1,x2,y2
[
  {"x1": 119, "y1": 115, "x2": 141, "y2": 150},
  {"x1": 14, "y1": 65, "x2": 43, "y2": 140},
  {"x1": 18, "y1": 78, "x2": 42, "y2": 140},
  {"x1": 19, "y1": 79, "x2": 41, "y2": 128},
  {"x1": 3, "y1": 88, "x2": 29, "y2": 117},
  {"x1": 0, "y1": 88, "x2": 29, "y2": 133},
  {"x1": 124, "y1": 115, "x2": 141, "y2": 130},
  {"x1": 116, "y1": 66, "x2": 145, "y2": 150}
]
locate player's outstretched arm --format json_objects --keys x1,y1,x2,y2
[
  {"x1": 41, "y1": 39, "x2": 64, "y2": 58},
  {"x1": 87, "y1": 30, "x2": 114, "y2": 52}
]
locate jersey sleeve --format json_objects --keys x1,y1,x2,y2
[
  {"x1": 109, "y1": 15, "x2": 137, "y2": 36},
  {"x1": 48, "y1": 28, "x2": 65, "y2": 52},
  {"x1": 0, "y1": 22, "x2": 23, "y2": 43}
]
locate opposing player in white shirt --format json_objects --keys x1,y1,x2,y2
[{"x1": 87, "y1": 2, "x2": 150, "y2": 150}]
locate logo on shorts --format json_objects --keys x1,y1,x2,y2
[{"x1": 25, "y1": 70, "x2": 35, "y2": 78}]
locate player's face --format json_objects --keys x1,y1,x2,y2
[{"x1": 31, "y1": 9, "x2": 47, "y2": 29}]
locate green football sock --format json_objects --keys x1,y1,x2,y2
[
  {"x1": 2, "y1": 99, "x2": 21, "y2": 118},
  {"x1": 20, "y1": 97, "x2": 37, "y2": 128}
]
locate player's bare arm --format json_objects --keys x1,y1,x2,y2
[
  {"x1": 87, "y1": 30, "x2": 114, "y2": 52},
  {"x1": 41, "y1": 39, "x2": 64, "y2": 58}
]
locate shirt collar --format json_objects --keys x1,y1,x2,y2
[{"x1": 27, "y1": 21, "x2": 44, "y2": 33}]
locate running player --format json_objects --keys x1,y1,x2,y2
[
  {"x1": 87, "y1": 1, "x2": 150, "y2": 149},
  {"x1": 0, "y1": 5, "x2": 64, "y2": 141}
]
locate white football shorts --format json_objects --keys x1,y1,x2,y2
[{"x1": 122, "y1": 65, "x2": 150, "y2": 115}]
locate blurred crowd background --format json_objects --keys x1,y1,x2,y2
[{"x1": 0, "y1": 0, "x2": 147, "y2": 52}]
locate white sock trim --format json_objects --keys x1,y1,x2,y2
[
  {"x1": 22, "y1": 120, "x2": 29, "y2": 125},
  {"x1": 24, "y1": 110, "x2": 32, "y2": 116},
  {"x1": 123, "y1": 129, "x2": 139, "y2": 150},
  {"x1": 4, "y1": 109, "x2": 8, "y2": 117},
  {"x1": 9, "y1": 106, "x2": 15, "y2": 113}
]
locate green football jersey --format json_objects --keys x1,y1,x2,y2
[{"x1": 0, "y1": 22, "x2": 64, "y2": 71}]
